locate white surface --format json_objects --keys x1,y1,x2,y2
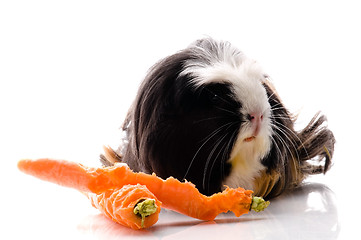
[{"x1": 1, "y1": 1, "x2": 360, "y2": 239}]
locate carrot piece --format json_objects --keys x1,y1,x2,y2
[
  {"x1": 17, "y1": 158, "x2": 92, "y2": 192},
  {"x1": 87, "y1": 184, "x2": 161, "y2": 230},
  {"x1": 18, "y1": 159, "x2": 161, "y2": 229},
  {"x1": 18, "y1": 158, "x2": 269, "y2": 221}
]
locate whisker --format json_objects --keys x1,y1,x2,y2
[
  {"x1": 267, "y1": 91, "x2": 277, "y2": 101},
  {"x1": 269, "y1": 134, "x2": 283, "y2": 161},
  {"x1": 183, "y1": 122, "x2": 234, "y2": 180},
  {"x1": 271, "y1": 122, "x2": 300, "y2": 161},
  {"x1": 271, "y1": 115, "x2": 292, "y2": 121},
  {"x1": 215, "y1": 106, "x2": 239, "y2": 116},
  {"x1": 218, "y1": 125, "x2": 238, "y2": 183},
  {"x1": 269, "y1": 101, "x2": 284, "y2": 109},
  {"x1": 271, "y1": 126, "x2": 295, "y2": 160},
  {"x1": 204, "y1": 122, "x2": 239, "y2": 191},
  {"x1": 198, "y1": 122, "x2": 233, "y2": 144},
  {"x1": 193, "y1": 116, "x2": 228, "y2": 124},
  {"x1": 270, "y1": 105, "x2": 288, "y2": 112},
  {"x1": 272, "y1": 120, "x2": 310, "y2": 160},
  {"x1": 222, "y1": 126, "x2": 238, "y2": 164},
  {"x1": 202, "y1": 132, "x2": 229, "y2": 190}
]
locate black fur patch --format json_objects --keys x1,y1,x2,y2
[{"x1": 126, "y1": 52, "x2": 244, "y2": 195}]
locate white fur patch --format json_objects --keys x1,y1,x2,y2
[
  {"x1": 223, "y1": 130, "x2": 271, "y2": 190},
  {"x1": 181, "y1": 40, "x2": 273, "y2": 190}
]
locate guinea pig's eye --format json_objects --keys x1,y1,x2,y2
[
  {"x1": 211, "y1": 93, "x2": 220, "y2": 104},
  {"x1": 200, "y1": 83, "x2": 241, "y2": 110},
  {"x1": 203, "y1": 89, "x2": 222, "y2": 105}
]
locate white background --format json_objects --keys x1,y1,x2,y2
[{"x1": 1, "y1": 1, "x2": 360, "y2": 239}]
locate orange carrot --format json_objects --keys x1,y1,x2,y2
[
  {"x1": 87, "y1": 184, "x2": 161, "y2": 230},
  {"x1": 17, "y1": 159, "x2": 161, "y2": 229},
  {"x1": 18, "y1": 158, "x2": 269, "y2": 221}
]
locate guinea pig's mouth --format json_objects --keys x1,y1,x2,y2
[{"x1": 244, "y1": 136, "x2": 256, "y2": 142}]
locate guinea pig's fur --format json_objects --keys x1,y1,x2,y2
[{"x1": 101, "y1": 38, "x2": 335, "y2": 199}]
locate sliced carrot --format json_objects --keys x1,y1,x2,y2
[
  {"x1": 18, "y1": 158, "x2": 269, "y2": 221},
  {"x1": 87, "y1": 184, "x2": 161, "y2": 230},
  {"x1": 18, "y1": 159, "x2": 161, "y2": 229}
]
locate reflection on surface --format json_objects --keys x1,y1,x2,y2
[
  {"x1": 77, "y1": 183, "x2": 339, "y2": 239},
  {"x1": 248, "y1": 183, "x2": 340, "y2": 240}
]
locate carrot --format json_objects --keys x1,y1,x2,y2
[
  {"x1": 17, "y1": 159, "x2": 161, "y2": 229},
  {"x1": 18, "y1": 158, "x2": 269, "y2": 222},
  {"x1": 87, "y1": 184, "x2": 161, "y2": 230}
]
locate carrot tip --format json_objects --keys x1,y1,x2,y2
[{"x1": 133, "y1": 199, "x2": 158, "y2": 228}]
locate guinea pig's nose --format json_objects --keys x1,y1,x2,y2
[
  {"x1": 248, "y1": 113, "x2": 263, "y2": 137},
  {"x1": 247, "y1": 113, "x2": 263, "y2": 122}
]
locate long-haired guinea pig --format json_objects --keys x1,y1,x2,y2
[{"x1": 101, "y1": 38, "x2": 335, "y2": 199}]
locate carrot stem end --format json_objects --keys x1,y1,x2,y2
[
  {"x1": 251, "y1": 196, "x2": 270, "y2": 212},
  {"x1": 133, "y1": 199, "x2": 158, "y2": 228}
]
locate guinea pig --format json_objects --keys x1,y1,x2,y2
[{"x1": 101, "y1": 38, "x2": 335, "y2": 199}]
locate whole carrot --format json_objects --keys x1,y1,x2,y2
[{"x1": 18, "y1": 158, "x2": 269, "y2": 221}]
